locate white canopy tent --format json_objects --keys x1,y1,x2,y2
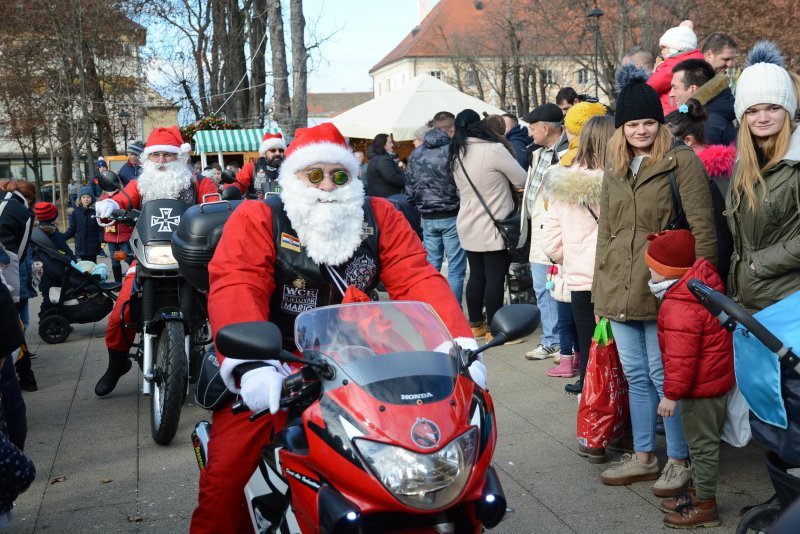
[{"x1": 331, "y1": 75, "x2": 509, "y2": 141}]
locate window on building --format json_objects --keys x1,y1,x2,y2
[
  {"x1": 387, "y1": 79, "x2": 391, "y2": 92},
  {"x1": 543, "y1": 69, "x2": 557, "y2": 85},
  {"x1": 577, "y1": 68, "x2": 590, "y2": 85},
  {"x1": 429, "y1": 70, "x2": 443, "y2": 80},
  {"x1": 465, "y1": 70, "x2": 478, "y2": 86}
]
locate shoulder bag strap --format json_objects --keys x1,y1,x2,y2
[
  {"x1": 585, "y1": 204, "x2": 599, "y2": 223},
  {"x1": 457, "y1": 155, "x2": 501, "y2": 226},
  {"x1": 668, "y1": 171, "x2": 684, "y2": 220}
]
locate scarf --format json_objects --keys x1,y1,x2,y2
[{"x1": 648, "y1": 278, "x2": 679, "y2": 299}]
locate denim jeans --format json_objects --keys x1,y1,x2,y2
[
  {"x1": 531, "y1": 263, "x2": 558, "y2": 346},
  {"x1": 421, "y1": 217, "x2": 466, "y2": 303},
  {"x1": 610, "y1": 319, "x2": 688, "y2": 458},
  {"x1": 106, "y1": 242, "x2": 133, "y2": 267},
  {"x1": 556, "y1": 300, "x2": 577, "y2": 355}
]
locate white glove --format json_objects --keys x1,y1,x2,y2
[
  {"x1": 95, "y1": 198, "x2": 119, "y2": 219},
  {"x1": 468, "y1": 360, "x2": 487, "y2": 389},
  {"x1": 240, "y1": 366, "x2": 284, "y2": 414}
]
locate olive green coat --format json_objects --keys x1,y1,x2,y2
[
  {"x1": 592, "y1": 144, "x2": 717, "y2": 322},
  {"x1": 727, "y1": 127, "x2": 800, "y2": 312}
]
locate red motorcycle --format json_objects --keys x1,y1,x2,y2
[{"x1": 193, "y1": 301, "x2": 538, "y2": 533}]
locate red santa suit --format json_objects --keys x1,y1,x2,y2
[
  {"x1": 104, "y1": 173, "x2": 220, "y2": 353},
  {"x1": 228, "y1": 132, "x2": 286, "y2": 198},
  {"x1": 191, "y1": 124, "x2": 472, "y2": 533}
]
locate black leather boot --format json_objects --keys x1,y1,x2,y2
[
  {"x1": 111, "y1": 264, "x2": 123, "y2": 283},
  {"x1": 95, "y1": 349, "x2": 132, "y2": 397}
]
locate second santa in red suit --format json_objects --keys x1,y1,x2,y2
[
  {"x1": 93, "y1": 126, "x2": 220, "y2": 397},
  {"x1": 190, "y1": 123, "x2": 485, "y2": 533}
]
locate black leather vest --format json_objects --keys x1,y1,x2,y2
[
  {"x1": 248, "y1": 159, "x2": 281, "y2": 199},
  {"x1": 267, "y1": 196, "x2": 381, "y2": 350}
]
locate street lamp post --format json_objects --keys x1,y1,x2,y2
[
  {"x1": 118, "y1": 109, "x2": 130, "y2": 152},
  {"x1": 587, "y1": 3, "x2": 604, "y2": 101}
]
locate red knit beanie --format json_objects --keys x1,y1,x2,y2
[
  {"x1": 645, "y1": 230, "x2": 696, "y2": 279},
  {"x1": 35, "y1": 202, "x2": 58, "y2": 223}
]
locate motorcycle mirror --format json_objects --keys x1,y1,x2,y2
[
  {"x1": 221, "y1": 186, "x2": 242, "y2": 200},
  {"x1": 490, "y1": 303, "x2": 540, "y2": 340},
  {"x1": 99, "y1": 171, "x2": 123, "y2": 192},
  {"x1": 216, "y1": 321, "x2": 282, "y2": 361},
  {"x1": 220, "y1": 169, "x2": 237, "y2": 184},
  {"x1": 97, "y1": 171, "x2": 122, "y2": 193},
  {"x1": 466, "y1": 304, "x2": 541, "y2": 357}
]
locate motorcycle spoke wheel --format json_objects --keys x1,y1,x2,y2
[{"x1": 150, "y1": 321, "x2": 187, "y2": 445}]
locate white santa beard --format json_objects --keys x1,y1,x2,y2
[
  {"x1": 280, "y1": 175, "x2": 365, "y2": 266},
  {"x1": 137, "y1": 159, "x2": 193, "y2": 203}
]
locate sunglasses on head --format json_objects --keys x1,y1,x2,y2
[{"x1": 306, "y1": 168, "x2": 350, "y2": 186}]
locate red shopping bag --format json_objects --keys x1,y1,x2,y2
[{"x1": 577, "y1": 318, "x2": 629, "y2": 449}]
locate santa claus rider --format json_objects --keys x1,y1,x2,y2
[
  {"x1": 190, "y1": 123, "x2": 487, "y2": 532},
  {"x1": 93, "y1": 126, "x2": 220, "y2": 397},
  {"x1": 226, "y1": 131, "x2": 286, "y2": 199}
]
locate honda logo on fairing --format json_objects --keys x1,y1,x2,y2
[
  {"x1": 151, "y1": 208, "x2": 180, "y2": 232},
  {"x1": 401, "y1": 392, "x2": 433, "y2": 400}
]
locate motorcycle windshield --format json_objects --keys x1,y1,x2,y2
[{"x1": 294, "y1": 302, "x2": 458, "y2": 404}]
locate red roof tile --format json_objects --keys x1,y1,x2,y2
[{"x1": 370, "y1": 0, "x2": 594, "y2": 73}]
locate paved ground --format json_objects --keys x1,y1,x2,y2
[{"x1": 7, "y1": 293, "x2": 774, "y2": 533}]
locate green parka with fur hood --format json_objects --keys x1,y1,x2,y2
[
  {"x1": 727, "y1": 126, "x2": 800, "y2": 312},
  {"x1": 592, "y1": 143, "x2": 717, "y2": 322}
]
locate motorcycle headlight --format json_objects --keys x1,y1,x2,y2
[
  {"x1": 354, "y1": 428, "x2": 478, "y2": 510},
  {"x1": 144, "y1": 244, "x2": 177, "y2": 265}
]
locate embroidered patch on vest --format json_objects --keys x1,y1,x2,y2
[
  {"x1": 361, "y1": 222, "x2": 375, "y2": 241},
  {"x1": 344, "y1": 254, "x2": 378, "y2": 289},
  {"x1": 280, "y1": 285, "x2": 319, "y2": 313},
  {"x1": 280, "y1": 232, "x2": 301, "y2": 252}
]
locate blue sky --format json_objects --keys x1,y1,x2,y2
[{"x1": 304, "y1": 0, "x2": 422, "y2": 92}]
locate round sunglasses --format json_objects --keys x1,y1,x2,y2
[{"x1": 306, "y1": 168, "x2": 350, "y2": 186}]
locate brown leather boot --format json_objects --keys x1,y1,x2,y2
[
  {"x1": 660, "y1": 487, "x2": 695, "y2": 513},
  {"x1": 663, "y1": 497, "x2": 720, "y2": 529}
]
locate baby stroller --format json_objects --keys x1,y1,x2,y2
[
  {"x1": 505, "y1": 262, "x2": 535, "y2": 305},
  {"x1": 29, "y1": 227, "x2": 119, "y2": 344},
  {"x1": 688, "y1": 280, "x2": 800, "y2": 533}
]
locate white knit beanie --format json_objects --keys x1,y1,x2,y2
[
  {"x1": 734, "y1": 41, "x2": 797, "y2": 122},
  {"x1": 659, "y1": 20, "x2": 697, "y2": 54}
]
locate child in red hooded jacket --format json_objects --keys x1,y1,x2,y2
[{"x1": 646, "y1": 229, "x2": 734, "y2": 529}]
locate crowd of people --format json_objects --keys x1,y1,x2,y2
[{"x1": 1, "y1": 18, "x2": 800, "y2": 530}]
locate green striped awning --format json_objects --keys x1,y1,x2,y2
[{"x1": 193, "y1": 127, "x2": 281, "y2": 153}]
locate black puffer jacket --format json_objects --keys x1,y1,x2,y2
[
  {"x1": 64, "y1": 204, "x2": 103, "y2": 257},
  {"x1": 365, "y1": 149, "x2": 406, "y2": 198},
  {"x1": 505, "y1": 124, "x2": 533, "y2": 170},
  {"x1": 405, "y1": 128, "x2": 460, "y2": 217},
  {"x1": 0, "y1": 191, "x2": 32, "y2": 256}
]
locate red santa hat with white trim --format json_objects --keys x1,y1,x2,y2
[
  {"x1": 259, "y1": 132, "x2": 286, "y2": 155},
  {"x1": 142, "y1": 126, "x2": 192, "y2": 158},
  {"x1": 278, "y1": 123, "x2": 359, "y2": 183}
]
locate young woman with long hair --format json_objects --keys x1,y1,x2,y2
[
  {"x1": 449, "y1": 109, "x2": 527, "y2": 339},
  {"x1": 541, "y1": 114, "x2": 613, "y2": 403},
  {"x1": 727, "y1": 41, "x2": 800, "y2": 312},
  {"x1": 592, "y1": 65, "x2": 716, "y2": 494}
]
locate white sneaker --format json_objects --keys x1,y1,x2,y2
[{"x1": 525, "y1": 343, "x2": 560, "y2": 360}]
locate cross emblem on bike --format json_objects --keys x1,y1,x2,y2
[{"x1": 150, "y1": 208, "x2": 180, "y2": 232}]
